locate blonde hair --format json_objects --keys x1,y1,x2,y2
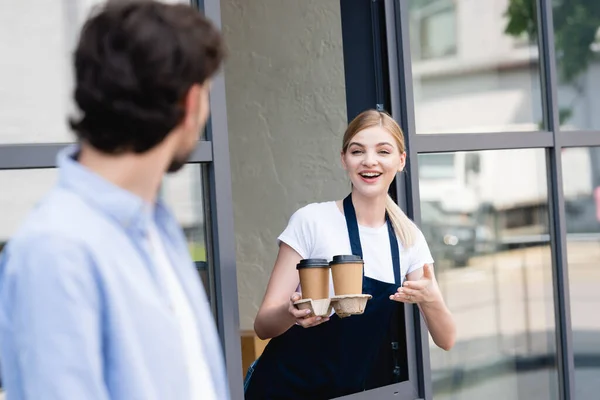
[{"x1": 342, "y1": 109, "x2": 416, "y2": 248}]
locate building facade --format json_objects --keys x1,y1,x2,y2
[{"x1": 1, "y1": 0, "x2": 599, "y2": 399}]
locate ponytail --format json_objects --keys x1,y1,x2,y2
[{"x1": 385, "y1": 194, "x2": 416, "y2": 248}]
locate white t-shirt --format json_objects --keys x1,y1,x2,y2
[
  {"x1": 148, "y1": 222, "x2": 217, "y2": 400},
  {"x1": 278, "y1": 201, "x2": 434, "y2": 296}
]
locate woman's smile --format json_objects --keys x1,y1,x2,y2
[{"x1": 358, "y1": 170, "x2": 383, "y2": 184}]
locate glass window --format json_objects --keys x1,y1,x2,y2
[
  {"x1": 0, "y1": 0, "x2": 189, "y2": 145},
  {"x1": 562, "y1": 147, "x2": 600, "y2": 399},
  {"x1": 419, "y1": 153, "x2": 456, "y2": 180},
  {"x1": 409, "y1": 0, "x2": 544, "y2": 134},
  {"x1": 410, "y1": 0, "x2": 457, "y2": 60},
  {"x1": 419, "y1": 149, "x2": 559, "y2": 400},
  {"x1": 550, "y1": 4, "x2": 600, "y2": 130},
  {"x1": 0, "y1": 164, "x2": 212, "y2": 393},
  {"x1": 0, "y1": 165, "x2": 212, "y2": 299},
  {"x1": 0, "y1": 169, "x2": 57, "y2": 251},
  {"x1": 0, "y1": 1, "x2": 105, "y2": 144},
  {"x1": 162, "y1": 164, "x2": 213, "y2": 306}
]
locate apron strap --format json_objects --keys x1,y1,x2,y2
[
  {"x1": 343, "y1": 194, "x2": 363, "y2": 258},
  {"x1": 387, "y1": 218, "x2": 401, "y2": 286},
  {"x1": 342, "y1": 194, "x2": 401, "y2": 285}
]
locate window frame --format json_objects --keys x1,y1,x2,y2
[{"x1": 392, "y1": 0, "x2": 579, "y2": 398}]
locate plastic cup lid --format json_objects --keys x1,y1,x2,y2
[
  {"x1": 330, "y1": 254, "x2": 364, "y2": 265},
  {"x1": 296, "y1": 258, "x2": 330, "y2": 269}
]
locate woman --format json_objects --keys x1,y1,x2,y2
[{"x1": 244, "y1": 110, "x2": 456, "y2": 400}]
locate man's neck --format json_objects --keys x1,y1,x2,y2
[
  {"x1": 351, "y1": 191, "x2": 387, "y2": 228},
  {"x1": 78, "y1": 144, "x2": 168, "y2": 204}
]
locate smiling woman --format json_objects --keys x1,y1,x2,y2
[{"x1": 243, "y1": 110, "x2": 455, "y2": 400}]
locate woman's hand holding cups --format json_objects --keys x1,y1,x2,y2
[{"x1": 289, "y1": 292, "x2": 330, "y2": 328}]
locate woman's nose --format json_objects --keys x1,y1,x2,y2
[{"x1": 362, "y1": 152, "x2": 378, "y2": 166}]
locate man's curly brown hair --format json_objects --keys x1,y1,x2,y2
[{"x1": 69, "y1": 0, "x2": 225, "y2": 154}]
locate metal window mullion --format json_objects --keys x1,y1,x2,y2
[
  {"x1": 201, "y1": 0, "x2": 244, "y2": 398},
  {"x1": 384, "y1": 0, "x2": 427, "y2": 398},
  {"x1": 414, "y1": 131, "x2": 553, "y2": 153},
  {"x1": 0, "y1": 143, "x2": 66, "y2": 169},
  {"x1": 200, "y1": 164, "x2": 218, "y2": 315},
  {"x1": 561, "y1": 130, "x2": 600, "y2": 148},
  {"x1": 393, "y1": 0, "x2": 432, "y2": 398},
  {"x1": 0, "y1": 141, "x2": 213, "y2": 170},
  {"x1": 537, "y1": 0, "x2": 575, "y2": 399}
]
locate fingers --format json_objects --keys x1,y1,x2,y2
[
  {"x1": 389, "y1": 294, "x2": 405, "y2": 303},
  {"x1": 290, "y1": 307, "x2": 312, "y2": 319},
  {"x1": 296, "y1": 315, "x2": 330, "y2": 328},
  {"x1": 290, "y1": 292, "x2": 302, "y2": 302},
  {"x1": 389, "y1": 287, "x2": 417, "y2": 303},
  {"x1": 402, "y1": 280, "x2": 428, "y2": 290},
  {"x1": 289, "y1": 293, "x2": 330, "y2": 327},
  {"x1": 398, "y1": 287, "x2": 416, "y2": 296},
  {"x1": 423, "y1": 264, "x2": 434, "y2": 279},
  {"x1": 289, "y1": 292, "x2": 308, "y2": 318}
]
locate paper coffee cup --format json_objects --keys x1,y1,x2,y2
[
  {"x1": 296, "y1": 259, "x2": 330, "y2": 300},
  {"x1": 329, "y1": 255, "x2": 364, "y2": 295}
]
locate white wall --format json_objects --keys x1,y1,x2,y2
[{"x1": 221, "y1": 0, "x2": 348, "y2": 331}]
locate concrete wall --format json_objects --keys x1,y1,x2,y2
[{"x1": 221, "y1": 0, "x2": 348, "y2": 331}]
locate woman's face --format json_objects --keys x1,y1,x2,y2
[{"x1": 341, "y1": 126, "x2": 406, "y2": 199}]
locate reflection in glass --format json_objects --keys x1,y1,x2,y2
[
  {"x1": 504, "y1": 1, "x2": 600, "y2": 131},
  {"x1": 162, "y1": 164, "x2": 212, "y2": 301},
  {"x1": 0, "y1": 169, "x2": 57, "y2": 248},
  {"x1": 0, "y1": 1, "x2": 106, "y2": 144},
  {"x1": 409, "y1": 0, "x2": 543, "y2": 134},
  {"x1": 419, "y1": 149, "x2": 559, "y2": 400},
  {"x1": 562, "y1": 147, "x2": 600, "y2": 399},
  {"x1": 0, "y1": 0, "x2": 191, "y2": 145},
  {"x1": 551, "y1": 2, "x2": 600, "y2": 131},
  {"x1": 0, "y1": 166, "x2": 211, "y2": 302},
  {"x1": 410, "y1": 0, "x2": 457, "y2": 60}
]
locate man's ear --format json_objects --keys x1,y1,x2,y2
[{"x1": 181, "y1": 83, "x2": 203, "y2": 130}]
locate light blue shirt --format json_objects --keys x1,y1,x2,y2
[{"x1": 0, "y1": 146, "x2": 229, "y2": 400}]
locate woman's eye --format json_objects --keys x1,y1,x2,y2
[
  {"x1": 351, "y1": 150, "x2": 363, "y2": 155},
  {"x1": 379, "y1": 150, "x2": 390, "y2": 155}
]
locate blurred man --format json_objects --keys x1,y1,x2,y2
[{"x1": 0, "y1": 1, "x2": 227, "y2": 399}]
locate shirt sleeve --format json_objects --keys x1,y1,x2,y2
[
  {"x1": 277, "y1": 205, "x2": 314, "y2": 259},
  {"x1": 0, "y1": 234, "x2": 109, "y2": 400},
  {"x1": 406, "y1": 228, "x2": 435, "y2": 276}
]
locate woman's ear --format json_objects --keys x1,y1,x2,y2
[
  {"x1": 398, "y1": 151, "x2": 407, "y2": 172},
  {"x1": 340, "y1": 151, "x2": 348, "y2": 171}
]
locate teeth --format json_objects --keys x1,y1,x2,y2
[{"x1": 361, "y1": 173, "x2": 381, "y2": 178}]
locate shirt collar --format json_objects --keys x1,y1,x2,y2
[{"x1": 57, "y1": 145, "x2": 155, "y2": 234}]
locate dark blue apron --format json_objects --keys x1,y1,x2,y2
[{"x1": 244, "y1": 194, "x2": 403, "y2": 400}]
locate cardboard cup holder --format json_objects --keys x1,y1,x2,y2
[
  {"x1": 330, "y1": 294, "x2": 372, "y2": 318},
  {"x1": 294, "y1": 295, "x2": 372, "y2": 318},
  {"x1": 293, "y1": 298, "x2": 333, "y2": 317}
]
